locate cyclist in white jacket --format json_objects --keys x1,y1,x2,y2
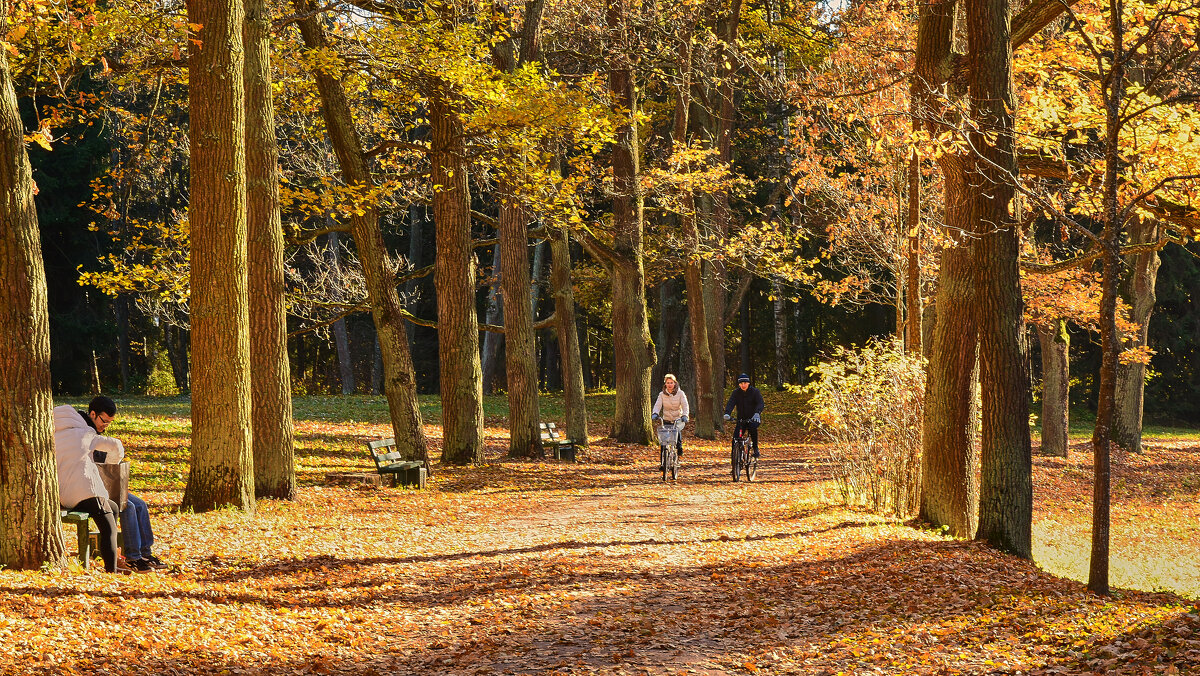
[
  {"x1": 651, "y1": 374, "x2": 690, "y2": 457},
  {"x1": 54, "y1": 397, "x2": 125, "y2": 572}
]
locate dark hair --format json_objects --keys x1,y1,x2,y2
[{"x1": 88, "y1": 396, "x2": 117, "y2": 417}]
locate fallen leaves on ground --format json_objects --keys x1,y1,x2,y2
[{"x1": 1, "y1": 399, "x2": 1196, "y2": 675}]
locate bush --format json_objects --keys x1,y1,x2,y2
[{"x1": 806, "y1": 339, "x2": 925, "y2": 518}]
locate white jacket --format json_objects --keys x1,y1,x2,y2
[
  {"x1": 652, "y1": 388, "x2": 690, "y2": 423},
  {"x1": 53, "y1": 405, "x2": 125, "y2": 508}
]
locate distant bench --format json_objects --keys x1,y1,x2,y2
[
  {"x1": 365, "y1": 439, "x2": 428, "y2": 488},
  {"x1": 539, "y1": 422, "x2": 576, "y2": 462}
]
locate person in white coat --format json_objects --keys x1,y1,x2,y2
[
  {"x1": 651, "y1": 374, "x2": 690, "y2": 458},
  {"x1": 54, "y1": 396, "x2": 125, "y2": 572}
]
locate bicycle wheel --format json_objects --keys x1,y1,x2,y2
[
  {"x1": 670, "y1": 450, "x2": 679, "y2": 481},
  {"x1": 661, "y1": 446, "x2": 669, "y2": 482},
  {"x1": 745, "y1": 454, "x2": 757, "y2": 482},
  {"x1": 731, "y1": 442, "x2": 742, "y2": 482}
]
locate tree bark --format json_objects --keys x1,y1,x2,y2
[
  {"x1": 499, "y1": 196, "x2": 543, "y2": 458},
  {"x1": 183, "y1": 0, "x2": 256, "y2": 513},
  {"x1": 905, "y1": 154, "x2": 922, "y2": 354},
  {"x1": 1112, "y1": 220, "x2": 1160, "y2": 453},
  {"x1": 430, "y1": 90, "x2": 485, "y2": 464},
  {"x1": 1037, "y1": 321, "x2": 1070, "y2": 458},
  {"x1": 0, "y1": 19, "x2": 67, "y2": 569},
  {"x1": 773, "y1": 282, "x2": 787, "y2": 390},
  {"x1": 1089, "y1": 0, "x2": 1128, "y2": 597},
  {"x1": 968, "y1": 0, "x2": 1033, "y2": 559},
  {"x1": 480, "y1": 243, "x2": 503, "y2": 394},
  {"x1": 295, "y1": 2, "x2": 428, "y2": 463},
  {"x1": 914, "y1": 0, "x2": 980, "y2": 538},
  {"x1": 327, "y1": 231, "x2": 355, "y2": 395},
  {"x1": 550, "y1": 226, "x2": 588, "y2": 447},
  {"x1": 607, "y1": 0, "x2": 655, "y2": 445},
  {"x1": 245, "y1": 0, "x2": 296, "y2": 499}
]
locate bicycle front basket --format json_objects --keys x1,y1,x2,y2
[{"x1": 657, "y1": 425, "x2": 679, "y2": 446}]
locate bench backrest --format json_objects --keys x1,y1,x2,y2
[
  {"x1": 366, "y1": 438, "x2": 402, "y2": 470},
  {"x1": 538, "y1": 422, "x2": 561, "y2": 442}
]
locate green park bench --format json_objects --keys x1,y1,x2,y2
[
  {"x1": 539, "y1": 422, "x2": 576, "y2": 461},
  {"x1": 60, "y1": 508, "x2": 119, "y2": 569},
  {"x1": 365, "y1": 438, "x2": 427, "y2": 488}
]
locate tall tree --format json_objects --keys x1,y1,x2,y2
[
  {"x1": 605, "y1": 0, "x2": 655, "y2": 445},
  {"x1": 0, "y1": 2, "x2": 66, "y2": 568},
  {"x1": 430, "y1": 88, "x2": 486, "y2": 463},
  {"x1": 245, "y1": 0, "x2": 296, "y2": 500},
  {"x1": 182, "y1": 0, "x2": 256, "y2": 513},
  {"x1": 293, "y1": 0, "x2": 429, "y2": 464},
  {"x1": 549, "y1": 225, "x2": 588, "y2": 449},
  {"x1": 495, "y1": 6, "x2": 547, "y2": 459},
  {"x1": 968, "y1": 0, "x2": 1032, "y2": 558},
  {"x1": 1038, "y1": 320, "x2": 1070, "y2": 457}
]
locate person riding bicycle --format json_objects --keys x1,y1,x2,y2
[
  {"x1": 651, "y1": 374, "x2": 689, "y2": 459},
  {"x1": 723, "y1": 373, "x2": 764, "y2": 458}
]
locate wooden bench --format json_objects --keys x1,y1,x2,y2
[
  {"x1": 365, "y1": 439, "x2": 427, "y2": 488},
  {"x1": 539, "y1": 422, "x2": 576, "y2": 461},
  {"x1": 61, "y1": 509, "x2": 94, "y2": 568}
]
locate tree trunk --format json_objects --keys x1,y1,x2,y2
[
  {"x1": 404, "y1": 205, "x2": 425, "y2": 345},
  {"x1": 1037, "y1": 321, "x2": 1070, "y2": 457},
  {"x1": 499, "y1": 194, "x2": 542, "y2": 458},
  {"x1": 607, "y1": 0, "x2": 655, "y2": 445},
  {"x1": 1112, "y1": 221, "x2": 1160, "y2": 453},
  {"x1": 430, "y1": 90, "x2": 485, "y2": 464},
  {"x1": 915, "y1": 0, "x2": 979, "y2": 538},
  {"x1": 968, "y1": 0, "x2": 1032, "y2": 559},
  {"x1": 773, "y1": 281, "x2": 787, "y2": 390},
  {"x1": 480, "y1": 243, "x2": 504, "y2": 394},
  {"x1": 165, "y1": 325, "x2": 190, "y2": 393},
  {"x1": 1090, "y1": 0, "x2": 1128, "y2": 597},
  {"x1": 0, "y1": 24, "x2": 67, "y2": 569},
  {"x1": 326, "y1": 231, "x2": 356, "y2": 395},
  {"x1": 182, "y1": 0, "x2": 255, "y2": 513},
  {"x1": 245, "y1": 0, "x2": 296, "y2": 499},
  {"x1": 739, "y1": 293, "x2": 752, "y2": 377},
  {"x1": 117, "y1": 295, "x2": 130, "y2": 392},
  {"x1": 295, "y1": 2, "x2": 428, "y2": 463}
]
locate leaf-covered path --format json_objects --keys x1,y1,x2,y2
[{"x1": 1, "y1": 402, "x2": 1197, "y2": 675}]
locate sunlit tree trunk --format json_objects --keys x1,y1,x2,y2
[
  {"x1": 550, "y1": 226, "x2": 588, "y2": 448},
  {"x1": 0, "y1": 19, "x2": 66, "y2": 568},
  {"x1": 916, "y1": 0, "x2": 978, "y2": 537},
  {"x1": 1090, "y1": 0, "x2": 1129, "y2": 597},
  {"x1": 326, "y1": 231, "x2": 355, "y2": 395},
  {"x1": 245, "y1": 0, "x2": 295, "y2": 499},
  {"x1": 607, "y1": 0, "x2": 655, "y2": 445},
  {"x1": 182, "y1": 0, "x2": 256, "y2": 513},
  {"x1": 1038, "y1": 321, "x2": 1070, "y2": 458},
  {"x1": 295, "y1": 2, "x2": 429, "y2": 463},
  {"x1": 1112, "y1": 220, "x2": 1160, "y2": 453},
  {"x1": 905, "y1": 153, "x2": 922, "y2": 354},
  {"x1": 499, "y1": 195, "x2": 543, "y2": 458},
  {"x1": 969, "y1": 0, "x2": 1032, "y2": 559},
  {"x1": 430, "y1": 89, "x2": 485, "y2": 464}
]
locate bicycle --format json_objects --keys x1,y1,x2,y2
[
  {"x1": 657, "y1": 419, "x2": 684, "y2": 482},
  {"x1": 730, "y1": 418, "x2": 757, "y2": 482}
]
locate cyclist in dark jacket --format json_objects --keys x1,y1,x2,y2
[{"x1": 723, "y1": 373, "x2": 765, "y2": 457}]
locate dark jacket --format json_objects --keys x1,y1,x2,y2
[{"x1": 724, "y1": 385, "x2": 765, "y2": 420}]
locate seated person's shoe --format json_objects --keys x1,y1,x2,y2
[
  {"x1": 128, "y1": 558, "x2": 155, "y2": 573},
  {"x1": 752, "y1": 449, "x2": 760, "y2": 458},
  {"x1": 144, "y1": 555, "x2": 169, "y2": 570}
]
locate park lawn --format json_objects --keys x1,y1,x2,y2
[{"x1": 0, "y1": 395, "x2": 1195, "y2": 675}]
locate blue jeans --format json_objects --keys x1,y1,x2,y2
[{"x1": 120, "y1": 492, "x2": 155, "y2": 561}]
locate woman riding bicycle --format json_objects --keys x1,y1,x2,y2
[
  {"x1": 651, "y1": 374, "x2": 689, "y2": 458},
  {"x1": 723, "y1": 373, "x2": 765, "y2": 458}
]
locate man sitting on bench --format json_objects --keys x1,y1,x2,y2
[{"x1": 54, "y1": 396, "x2": 169, "y2": 573}]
